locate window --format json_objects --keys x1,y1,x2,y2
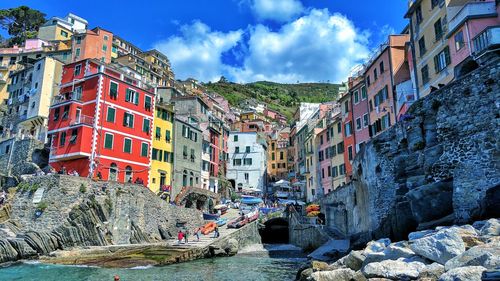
[
  {"x1": 434, "y1": 47, "x2": 450, "y2": 73},
  {"x1": 104, "y1": 133, "x2": 113, "y2": 149},
  {"x1": 332, "y1": 166, "x2": 338, "y2": 178},
  {"x1": 110, "y1": 81, "x2": 118, "y2": 99},
  {"x1": 356, "y1": 117, "x2": 362, "y2": 130},
  {"x1": 421, "y1": 65, "x2": 430, "y2": 84},
  {"x1": 245, "y1": 146, "x2": 250, "y2": 153},
  {"x1": 322, "y1": 168, "x2": 325, "y2": 179},
  {"x1": 75, "y1": 36, "x2": 81, "y2": 44},
  {"x1": 434, "y1": 19, "x2": 443, "y2": 41},
  {"x1": 244, "y1": 173, "x2": 249, "y2": 182},
  {"x1": 61, "y1": 30, "x2": 68, "y2": 37},
  {"x1": 344, "y1": 100, "x2": 349, "y2": 113},
  {"x1": 366, "y1": 75, "x2": 371, "y2": 87},
  {"x1": 348, "y1": 146, "x2": 353, "y2": 161},
  {"x1": 454, "y1": 31, "x2": 465, "y2": 51},
  {"x1": 190, "y1": 148, "x2": 195, "y2": 162},
  {"x1": 339, "y1": 164, "x2": 346, "y2": 175},
  {"x1": 233, "y1": 159, "x2": 242, "y2": 166},
  {"x1": 60, "y1": 131, "x2": 67, "y2": 146},
  {"x1": 62, "y1": 105, "x2": 69, "y2": 120},
  {"x1": 374, "y1": 68, "x2": 378, "y2": 80},
  {"x1": 361, "y1": 86, "x2": 367, "y2": 100},
  {"x1": 107, "y1": 107, "x2": 115, "y2": 122},
  {"x1": 53, "y1": 107, "x2": 60, "y2": 121},
  {"x1": 125, "y1": 89, "x2": 139, "y2": 104},
  {"x1": 353, "y1": 90, "x2": 359, "y2": 104},
  {"x1": 233, "y1": 135, "x2": 238, "y2": 142},
  {"x1": 125, "y1": 166, "x2": 133, "y2": 183},
  {"x1": 271, "y1": 153, "x2": 275, "y2": 161},
  {"x1": 419, "y1": 37, "x2": 426, "y2": 57},
  {"x1": 244, "y1": 158, "x2": 252, "y2": 165},
  {"x1": 165, "y1": 130, "x2": 171, "y2": 142},
  {"x1": 183, "y1": 145, "x2": 188, "y2": 159},
  {"x1": 271, "y1": 143, "x2": 275, "y2": 150},
  {"x1": 337, "y1": 122, "x2": 342, "y2": 133},
  {"x1": 363, "y1": 114, "x2": 369, "y2": 128},
  {"x1": 345, "y1": 122, "x2": 352, "y2": 137},
  {"x1": 415, "y1": 6, "x2": 423, "y2": 25},
  {"x1": 109, "y1": 163, "x2": 118, "y2": 181},
  {"x1": 102, "y1": 45, "x2": 107, "y2": 52},
  {"x1": 235, "y1": 147, "x2": 240, "y2": 153},
  {"x1": 104, "y1": 35, "x2": 109, "y2": 41},
  {"x1": 75, "y1": 48, "x2": 81, "y2": 58},
  {"x1": 70, "y1": 129, "x2": 78, "y2": 144},
  {"x1": 155, "y1": 127, "x2": 161, "y2": 139},
  {"x1": 152, "y1": 148, "x2": 159, "y2": 160},
  {"x1": 74, "y1": 64, "x2": 81, "y2": 76},
  {"x1": 272, "y1": 164, "x2": 276, "y2": 169},
  {"x1": 379, "y1": 61, "x2": 385, "y2": 73},
  {"x1": 123, "y1": 138, "x2": 132, "y2": 153},
  {"x1": 141, "y1": 142, "x2": 148, "y2": 157},
  {"x1": 123, "y1": 112, "x2": 134, "y2": 128},
  {"x1": 337, "y1": 141, "x2": 344, "y2": 154},
  {"x1": 142, "y1": 118, "x2": 150, "y2": 134},
  {"x1": 144, "y1": 95, "x2": 152, "y2": 111},
  {"x1": 381, "y1": 114, "x2": 391, "y2": 130},
  {"x1": 320, "y1": 135, "x2": 324, "y2": 145},
  {"x1": 280, "y1": 151, "x2": 284, "y2": 160}
]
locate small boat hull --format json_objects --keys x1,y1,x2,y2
[
  {"x1": 201, "y1": 221, "x2": 217, "y2": 235},
  {"x1": 203, "y1": 213, "x2": 220, "y2": 220},
  {"x1": 227, "y1": 216, "x2": 248, "y2": 228},
  {"x1": 216, "y1": 218, "x2": 227, "y2": 227}
]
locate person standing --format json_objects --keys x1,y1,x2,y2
[
  {"x1": 184, "y1": 229, "x2": 189, "y2": 244},
  {"x1": 194, "y1": 228, "x2": 200, "y2": 242},
  {"x1": 177, "y1": 230, "x2": 184, "y2": 245}
]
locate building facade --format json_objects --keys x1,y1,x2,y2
[
  {"x1": 47, "y1": 59, "x2": 155, "y2": 185},
  {"x1": 150, "y1": 101, "x2": 174, "y2": 194}
]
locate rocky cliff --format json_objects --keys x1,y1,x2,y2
[
  {"x1": 321, "y1": 58, "x2": 500, "y2": 245},
  {"x1": 0, "y1": 175, "x2": 204, "y2": 264}
]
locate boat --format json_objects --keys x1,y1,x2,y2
[
  {"x1": 245, "y1": 209, "x2": 259, "y2": 222},
  {"x1": 203, "y1": 213, "x2": 220, "y2": 220},
  {"x1": 227, "y1": 216, "x2": 248, "y2": 229},
  {"x1": 214, "y1": 204, "x2": 228, "y2": 215},
  {"x1": 306, "y1": 204, "x2": 320, "y2": 213},
  {"x1": 201, "y1": 221, "x2": 217, "y2": 235},
  {"x1": 216, "y1": 218, "x2": 228, "y2": 227},
  {"x1": 241, "y1": 195, "x2": 263, "y2": 205}
]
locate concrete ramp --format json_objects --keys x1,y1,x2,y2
[{"x1": 307, "y1": 239, "x2": 350, "y2": 261}]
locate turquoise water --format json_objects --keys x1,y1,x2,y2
[{"x1": 0, "y1": 245, "x2": 306, "y2": 281}]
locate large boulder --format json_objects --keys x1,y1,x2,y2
[
  {"x1": 361, "y1": 258, "x2": 426, "y2": 280},
  {"x1": 363, "y1": 241, "x2": 416, "y2": 265},
  {"x1": 0, "y1": 239, "x2": 19, "y2": 263},
  {"x1": 478, "y1": 218, "x2": 500, "y2": 236},
  {"x1": 310, "y1": 268, "x2": 357, "y2": 281},
  {"x1": 409, "y1": 228, "x2": 465, "y2": 264},
  {"x1": 438, "y1": 266, "x2": 486, "y2": 281},
  {"x1": 344, "y1": 250, "x2": 365, "y2": 271},
  {"x1": 225, "y1": 238, "x2": 239, "y2": 256},
  {"x1": 444, "y1": 243, "x2": 500, "y2": 270},
  {"x1": 406, "y1": 180, "x2": 453, "y2": 224},
  {"x1": 418, "y1": 262, "x2": 445, "y2": 280}
]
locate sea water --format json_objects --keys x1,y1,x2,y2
[{"x1": 0, "y1": 244, "x2": 306, "y2": 281}]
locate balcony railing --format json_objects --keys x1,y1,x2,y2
[
  {"x1": 70, "y1": 115, "x2": 94, "y2": 126},
  {"x1": 51, "y1": 93, "x2": 83, "y2": 106},
  {"x1": 448, "y1": 1, "x2": 497, "y2": 34},
  {"x1": 473, "y1": 26, "x2": 500, "y2": 55}
]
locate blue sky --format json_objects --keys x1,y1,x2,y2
[{"x1": 1, "y1": 0, "x2": 409, "y2": 83}]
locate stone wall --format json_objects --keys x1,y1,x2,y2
[
  {"x1": 0, "y1": 138, "x2": 47, "y2": 178},
  {"x1": 211, "y1": 221, "x2": 261, "y2": 255},
  {"x1": 0, "y1": 175, "x2": 204, "y2": 263},
  {"x1": 321, "y1": 58, "x2": 500, "y2": 246},
  {"x1": 289, "y1": 212, "x2": 329, "y2": 249}
]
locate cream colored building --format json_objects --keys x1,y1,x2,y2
[
  {"x1": 406, "y1": 0, "x2": 454, "y2": 98},
  {"x1": 2, "y1": 57, "x2": 63, "y2": 142},
  {"x1": 38, "y1": 13, "x2": 88, "y2": 41},
  {"x1": 330, "y1": 113, "x2": 347, "y2": 190}
]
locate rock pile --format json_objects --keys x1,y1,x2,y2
[{"x1": 298, "y1": 219, "x2": 500, "y2": 281}]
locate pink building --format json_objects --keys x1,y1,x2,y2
[
  {"x1": 447, "y1": 0, "x2": 499, "y2": 77},
  {"x1": 349, "y1": 76, "x2": 370, "y2": 153},
  {"x1": 317, "y1": 126, "x2": 332, "y2": 195}
]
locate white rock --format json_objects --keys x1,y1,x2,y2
[
  {"x1": 310, "y1": 268, "x2": 356, "y2": 281},
  {"x1": 479, "y1": 219, "x2": 500, "y2": 236},
  {"x1": 409, "y1": 228, "x2": 466, "y2": 264},
  {"x1": 361, "y1": 258, "x2": 426, "y2": 279},
  {"x1": 419, "y1": 263, "x2": 445, "y2": 280},
  {"x1": 362, "y1": 239, "x2": 390, "y2": 256},
  {"x1": 444, "y1": 242, "x2": 500, "y2": 270},
  {"x1": 408, "y1": 229, "x2": 435, "y2": 240},
  {"x1": 438, "y1": 266, "x2": 486, "y2": 281}
]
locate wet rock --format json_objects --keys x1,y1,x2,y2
[
  {"x1": 344, "y1": 250, "x2": 365, "y2": 271},
  {"x1": 438, "y1": 266, "x2": 486, "y2": 281},
  {"x1": 310, "y1": 268, "x2": 356, "y2": 281},
  {"x1": 225, "y1": 238, "x2": 239, "y2": 256},
  {"x1": 7, "y1": 238, "x2": 37, "y2": 259},
  {"x1": 444, "y1": 243, "x2": 500, "y2": 270},
  {"x1": 409, "y1": 228, "x2": 465, "y2": 264},
  {"x1": 0, "y1": 239, "x2": 18, "y2": 263},
  {"x1": 361, "y1": 258, "x2": 426, "y2": 280},
  {"x1": 297, "y1": 267, "x2": 313, "y2": 281},
  {"x1": 406, "y1": 180, "x2": 453, "y2": 224},
  {"x1": 418, "y1": 263, "x2": 445, "y2": 281}
]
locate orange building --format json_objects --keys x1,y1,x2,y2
[{"x1": 72, "y1": 27, "x2": 114, "y2": 64}]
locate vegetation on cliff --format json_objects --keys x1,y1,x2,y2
[{"x1": 204, "y1": 80, "x2": 342, "y2": 120}]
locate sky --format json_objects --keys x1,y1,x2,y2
[{"x1": 1, "y1": 0, "x2": 409, "y2": 84}]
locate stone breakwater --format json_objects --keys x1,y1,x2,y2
[
  {"x1": 0, "y1": 175, "x2": 204, "y2": 264},
  {"x1": 297, "y1": 218, "x2": 500, "y2": 281}
]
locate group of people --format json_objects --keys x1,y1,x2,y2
[{"x1": 176, "y1": 226, "x2": 221, "y2": 245}]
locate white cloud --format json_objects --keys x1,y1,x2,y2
[
  {"x1": 229, "y1": 9, "x2": 371, "y2": 83},
  {"x1": 250, "y1": 0, "x2": 304, "y2": 22},
  {"x1": 153, "y1": 21, "x2": 243, "y2": 82}
]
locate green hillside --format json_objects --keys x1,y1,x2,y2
[{"x1": 204, "y1": 81, "x2": 342, "y2": 120}]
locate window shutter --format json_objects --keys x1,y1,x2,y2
[
  {"x1": 434, "y1": 55, "x2": 439, "y2": 73},
  {"x1": 444, "y1": 46, "x2": 451, "y2": 65},
  {"x1": 134, "y1": 92, "x2": 139, "y2": 104},
  {"x1": 125, "y1": 89, "x2": 131, "y2": 102}
]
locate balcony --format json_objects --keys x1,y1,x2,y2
[
  {"x1": 473, "y1": 26, "x2": 500, "y2": 55},
  {"x1": 70, "y1": 115, "x2": 94, "y2": 127},
  {"x1": 447, "y1": 1, "x2": 497, "y2": 35},
  {"x1": 51, "y1": 93, "x2": 83, "y2": 106}
]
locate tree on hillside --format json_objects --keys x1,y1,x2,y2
[{"x1": 0, "y1": 6, "x2": 46, "y2": 47}]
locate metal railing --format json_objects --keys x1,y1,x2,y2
[
  {"x1": 473, "y1": 26, "x2": 500, "y2": 55},
  {"x1": 70, "y1": 115, "x2": 94, "y2": 126}
]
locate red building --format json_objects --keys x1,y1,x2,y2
[
  {"x1": 339, "y1": 92, "x2": 355, "y2": 182},
  {"x1": 47, "y1": 59, "x2": 155, "y2": 186}
]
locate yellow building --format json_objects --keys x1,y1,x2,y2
[
  {"x1": 240, "y1": 111, "x2": 257, "y2": 121},
  {"x1": 149, "y1": 101, "x2": 175, "y2": 194},
  {"x1": 267, "y1": 129, "x2": 290, "y2": 182},
  {"x1": 405, "y1": 0, "x2": 454, "y2": 98}
]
